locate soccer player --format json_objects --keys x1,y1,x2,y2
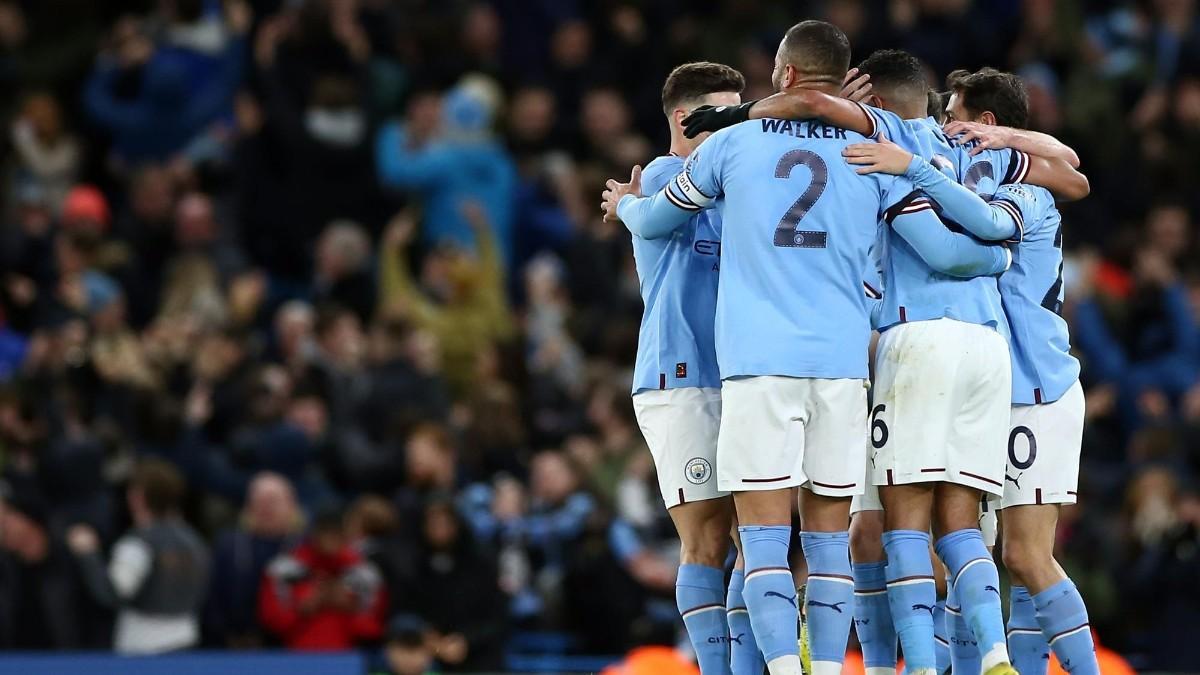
[
  {"x1": 845, "y1": 67, "x2": 1100, "y2": 675},
  {"x1": 683, "y1": 49, "x2": 1089, "y2": 675},
  {"x1": 621, "y1": 60, "x2": 756, "y2": 675},
  {"x1": 603, "y1": 22, "x2": 1012, "y2": 675}
]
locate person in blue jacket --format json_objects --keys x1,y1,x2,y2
[{"x1": 376, "y1": 75, "x2": 517, "y2": 266}]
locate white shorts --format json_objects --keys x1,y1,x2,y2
[
  {"x1": 850, "y1": 462, "x2": 881, "y2": 515},
  {"x1": 717, "y1": 376, "x2": 868, "y2": 497},
  {"x1": 633, "y1": 387, "x2": 727, "y2": 508},
  {"x1": 870, "y1": 319, "x2": 1012, "y2": 496},
  {"x1": 999, "y1": 380, "x2": 1085, "y2": 508}
]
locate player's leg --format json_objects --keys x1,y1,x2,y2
[
  {"x1": 870, "y1": 322, "x2": 956, "y2": 675},
  {"x1": 1000, "y1": 382, "x2": 1098, "y2": 675},
  {"x1": 727, "y1": 521, "x2": 766, "y2": 675},
  {"x1": 946, "y1": 500, "x2": 995, "y2": 675},
  {"x1": 1002, "y1": 508, "x2": 1098, "y2": 675},
  {"x1": 934, "y1": 483, "x2": 1009, "y2": 675},
  {"x1": 1001, "y1": 506, "x2": 1054, "y2": 675},
  {"x1": 719, "y1": 376, "x2": 808, "y2": 675},
  {"x1": 797, "y1": 378, "x2": 868, "y2": 675},
  {"x1": 672, "y1": 498, "x2": 736, "y2": 675},
  {"x1": 798, "y1": 490, "x2": 853, "y2": 675},
  {"x1": 878, "y1": 484, "x2": 938, "y2": 674},
  {"x1": 735, "y1": 489, "x2": 799, "y2": 675},
  {"x1": 930, "y1": 553, "x2": 951, "y2": 675},
  {"x1": 849, "y1": 503, "x2": 897, "y2": 675},
  {"x1": 933, "y1": 320, "x2": 1013, "y2": 675},
  {"x1": 634, "y1": 387, "x2": 732, "y2": 674}
]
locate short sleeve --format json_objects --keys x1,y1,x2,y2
[
  {"x1": 666, "y1": 130, "x2": 727, "y2": 210},
  {"x1": 858, "y1": 104, "x2": 923, "y2": 152}
]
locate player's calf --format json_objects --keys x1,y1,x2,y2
[
  {"x1": 849, "y1": 510, "x2": 896, "y2": 675},
  {"x1": 935, "y1": 527, "x2": 1009, "y2": 674},
  {"x1": 798, "y1": 491, "x2": 854, "y2": 675},
  {"x1": 1001, "y1": 505, "x2": 1099, "y2": 675},
  {"x1": 671, "y1": 499, "x2": 736, "y2": 675},
  {"x1": 735, "y1": 490, "x2": 801, "y2": 675}
]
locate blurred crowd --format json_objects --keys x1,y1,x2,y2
[{"x1": 0, "y1": 0, "x2": 1199, "y2": 672}]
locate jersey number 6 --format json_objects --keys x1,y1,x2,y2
[{"x1": 773, "y1": 149, "x2": 829, "y2": 248}]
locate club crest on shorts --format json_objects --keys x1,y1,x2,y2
[{"x1": 685, "y1": 457, "x2": 712, "y2": 484}]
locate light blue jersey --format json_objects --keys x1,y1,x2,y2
[
  {"x1": 618, "y1": 116, "x2": 1010, "y2": 381},
  {"x1": 995, "y1": 184, "x2": 1080, "y2": 404},
  {"x1": 628, "y1": 154, "x2": 723, "y2": 394},
  {"x1": 902, "y1": 151, "x2": 1080, "y2": 405},
  {"x1": 858, "y1": 106, "x2": 1014, "y2": 334}
]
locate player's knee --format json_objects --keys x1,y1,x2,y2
[
  {"x1": 1000, "y1": 535, "x2": 1047, "y2": 581},
  {"x1": 849, "y1": 512, "x2": 885, "y2": 562}
]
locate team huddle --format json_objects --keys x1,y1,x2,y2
[{"x1": 599, "y1": 20, "x2": 1096, "y2": 675}]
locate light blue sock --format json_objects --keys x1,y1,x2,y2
[
  {"x1": 727, "y1": 569, "x2": 766, "y2": 675},
  {"x1": 936, "y1": 529, "x2": 1008, "y2": 667},
  {"x1": 1033, "y1": 579, "x2": 1099, "y2": 675},
  {"x1": 852, "y1": 561, "x2": 896, "y2": 671},
  {"x1": 800, "y1": 531, "x2": 854, "y2": 669},
  {"x1": 1008, "y1": 586, "x2": 1049, "y2": 675},
  {"x1": 882, "y1": 530, "x2": 937, "y2": 671},
  {"x1": 933, "y1": 597, "x2": 950, "y2": 674},
  {"x1": 677, "y1": 564, "x2": 732, "y2": 675},
  {"x1": 946, "y1": 583, "x2": 980, "y2": 675},
  {"x1": 740, "y1": 526, "x2": 798, "y2": 664}
]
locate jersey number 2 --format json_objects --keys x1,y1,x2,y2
[{"x1": 773, "y1": 149, "x2": 829, "y2": 248}]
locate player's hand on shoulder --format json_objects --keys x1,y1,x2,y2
[
  {"x1": 839, "y1": 67, "x2": 872, "y2": 103},
  {"x1": 600, "y1": 165, "x2": 642, "y2": 222},
  {"x1": 842, "y1": 136, "x2": 913, "y2": 175},
  {"x1": 943, "y1": 120, "x2": 1014, "y2": 155}
]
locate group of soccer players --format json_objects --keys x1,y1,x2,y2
[{"x1": 600, "y1": 19, "x2": 1098, "y2": 675}]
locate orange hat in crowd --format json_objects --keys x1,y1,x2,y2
[{"x1": 61, "y1": 185, "x2": 111, "y2": 232}]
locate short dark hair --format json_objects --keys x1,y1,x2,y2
[
  {"x1": 661, "y1": 62, "x2": 745, "y2": 114},
  {"x1": 927, "y1": 90, "x2": 949, "y2": 122},
  {"x1": 131, "y1": 459, "x2": 186, "y2": 517},
  {"x1": 946, "y1": 67, "x2": 1030, "y2": 128},
  {"x1": 857, "y1": 49, "x2": 928, "y2": 103},
  {"x1": 779, "y1": 20, "x2": 851, "y2": 85}
]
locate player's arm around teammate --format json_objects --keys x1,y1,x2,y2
[
  {"x1": 609, "y1": 62, "x2": 768, "y2": 675},
  {"x1": 943, "y1": 68, "x2": 1101, "y2": 675}
]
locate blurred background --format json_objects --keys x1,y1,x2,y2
[{"x1": 0, "y1": 0, "x2": 1199, "y2": 673}]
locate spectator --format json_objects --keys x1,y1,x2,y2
[
  {"x1": 313, "y1": 219, "x2": 375, "y2": 324},
  {"x1": 0, "y1": 480, "x2": 108, "y2": 649},
  {"x1": 8, "y1": 92, "x2": 80, "y2": 211},
  {"x1": 376, "y1": 75, "x2": 518, "y2": 263},
  {"x1": 395, "y1": 424, "x2": 460, "y2": 540},
  {"x1": 391, "y1": 495, "x2": 506, "y2": 672},
  {"x1": 83, "y1": 4, "x2": 248, "y2": 164},
  {"x1": 376, "y1": 614, "x2": 436, "y2": 675},
  {"x1": 258, "y1": 508, "x2": 387, "y2": 650},
  {"x1": 66, "y1": 459, "x2": 209, "y2": 654},
  {"x1": 377, "y1": 206, "x2": 513, "y2": 396},
  {"x1": 205, "y1": 472, "x2": 304, "y2": 648}
]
